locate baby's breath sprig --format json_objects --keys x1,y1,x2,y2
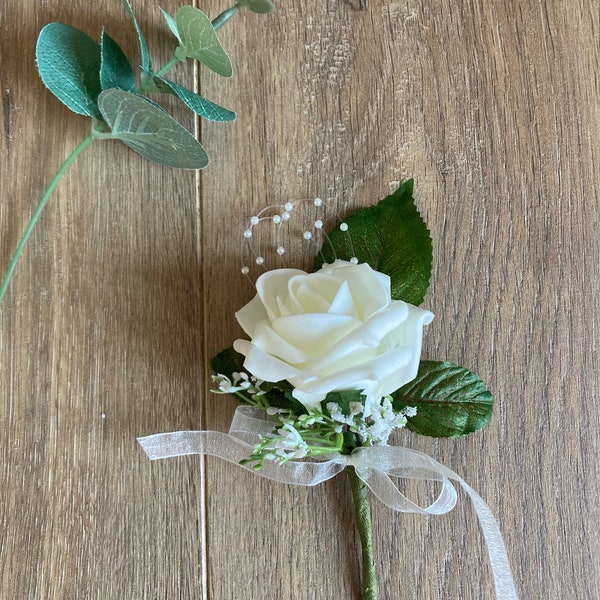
[
  {"x1": 211, "y1": 374, "x2": 419, "y2": 470},
  {"x1": 212, "y1": 372, "x2": 270, "y2": 410}
]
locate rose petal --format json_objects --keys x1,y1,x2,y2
[
  {"x1": 233, "y1": 339, "x2": 303, "y2": 382},
  {"x1": 235, "y1": 294, "x2": 268, "y2": 337},
  {"x1": 291, "y1": 346, "x2": 415, "y2": 416},
  {"x1": 255, "y1": 268, "x2": 306, "y2": 321},
  {"x1": 251, "y1": 321, "x2": 311, "y2": 364},
  {"x1": 327, "y1": 281, "x2": 358, "y2": 317},
  {"x1": 294, "y1": 346, "x2": 412, "y2": 398},
  {"x1": 293, "y1": 279, "x2": 334, "y2": 313},
  {"x1": 301, "y1": 300, "x2": 410, "y2": 373},
  {"x1": 383, "y1": 305, "x2": 434, "y2": 350},
  {"x1": 330, "y1": 262, "x2": 390, "y2": 319},
  {"x1": 271, "y1": 313, "x2": 361, "y2": 357}
]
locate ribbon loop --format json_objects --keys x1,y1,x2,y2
[{"x1": 138, "y1": 406, "x2": 517, "y2": 599}]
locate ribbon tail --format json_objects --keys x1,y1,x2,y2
[
  {"x1": 348, "y1": 446, "x2": 518, "y2": 599},
  {"x1": 138, "y1": 430, "x2": 252, "y2": 461},
  {"x1": 458, "y1": 478, "x2": 519, "y2": 600}
]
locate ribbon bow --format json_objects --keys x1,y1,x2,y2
[{"x1": 138, "y1": 406, "x2": 518, "y2": 599}]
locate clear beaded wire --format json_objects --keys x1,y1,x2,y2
[{"x1": 239, "y1": 196, "x2": 358, "y2": 282}]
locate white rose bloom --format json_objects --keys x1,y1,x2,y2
[{"x1": 233, "y1": 260, "x2": 434, "y2": 416}]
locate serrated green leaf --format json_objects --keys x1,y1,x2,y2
[
  {"x1": 160, "y1": 8, "x2": 183, "y2": 44},
  {"x1": 392, "y1": 360, "x2": 494, "y2": 438},
  {"x1": 121, "y1": 0, "x2": 153, "y2": 75},
  {"x1": 98, "y1": 88, "x2": 208, "y2": 169},
  {"x1": 100, "y1": 30, "x2": 136, "y2": 92},
  {"x1": 176, "y1": 6, "x2": 233, "y2": 77},
  {"x1": 153, "y1": 76, "x2": 235, "y2": 121},
  {"x1": 245, "y1": 0, "x2": 276, "y2": 14},
  {"x1": 36, "y1": 23, "x2": 102, "y2": 117},
  {"x1": 315, "y1": 180, "x2": 432, "y2": 305}
]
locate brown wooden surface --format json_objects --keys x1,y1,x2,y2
[{"x1": 1, "y1": 1, "x2": 598, "y2": 598}]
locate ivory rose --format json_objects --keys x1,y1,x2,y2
[{"x1": 233, "y1": 260, "x2": 434, "y2": 416}]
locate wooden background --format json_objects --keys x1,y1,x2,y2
[{"x1": 1, "y1": 0, "x2": 598, "y2": 598}]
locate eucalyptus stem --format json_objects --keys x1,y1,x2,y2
[
  {"x1": 212, "y1": 4, "x2": 241, "y2": 31},
  {"x1": 348, "y1": 466, "x2": 379, "y2": 600},
  {"x1": 155, "y1": 56, "x2": 181, "y2": 78},
  {"x1": 0, "y1": 134, "x2": 95, "y2": 305}
]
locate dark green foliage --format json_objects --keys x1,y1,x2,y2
[{"x1": 392, "y1": 360, "x2": 494, "y2": 438}]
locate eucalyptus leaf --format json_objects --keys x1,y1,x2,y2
[
  {"x1": 245, "y1": 0, "x2": 276, "y2": 14},
  {"x1": 175, "y1": 6, "x2": 233, "y2": 77},
  {"x1": 160, "y1": 8, "x2": 182, "y2": 44},
  {"x1": 315, "y1": 179, "x2": 433, "y2": 306},
  {"x1": 100, "y1": 30, "x2": 136, "y2": 92},
  {"x1": 121, "y1": 0, "x2": 153, "y2": 75},
  {"x1": 392, "y1": 360, "x2": 494, "y2": 438},
  {"x1": 153, "y1": 76, "x2": 235, "y2": 121},
  {"x1": 98, "y1": 88, "x2": 208, "y2": 169},
  {"x1": 36, "y1": 23, "x2": 102, "y2": 117}
]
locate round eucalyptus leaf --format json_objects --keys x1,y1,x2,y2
[
  {"x1": 36, "y1": 23, "x2": 102, "y2": 117},
  {"x1": 246, "y1": 0, "x2": 275, "y2": 14},
  {"x1": 98, "y1": 88, "x2": 209, "y2": 169},
  {"x1": 176, "y1": 6, "x2": 233, "y2": 77}
]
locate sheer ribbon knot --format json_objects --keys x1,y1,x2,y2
[{"x1": 138, "y1": 406, "x2": 517, "y2": 599}]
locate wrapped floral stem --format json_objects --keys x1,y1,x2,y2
[{"x1": 348, "y1": 466, "x2": 378, "y2": 600}]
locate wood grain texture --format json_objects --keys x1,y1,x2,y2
[{"x1": 1, "y1": 0, "x2": 598, "y2": 599}]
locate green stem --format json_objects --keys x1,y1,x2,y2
[
  {"x1": 348, "y1": 466, "x2": 379, "y2": 600},
  {"x1": 212, "y1": 4, "x2": 241, "y2": 31},
  {"x1": 155, "y1": 56, "x2": 181, "y2": 78},
  {"x1": 0, "y1": 134, "x2": 95, "y2": 306}
]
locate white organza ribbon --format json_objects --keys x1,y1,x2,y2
[{"x1": 138, "y1": 406, "x2": 518, "y2": 600}]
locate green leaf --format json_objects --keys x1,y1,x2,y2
[
  {"x1": 323, "y1": 390, "x2": 366, "y2": 415},
  {"x1": 36, "y1": 23, "x2": 102, "y2": 117},
  {"x1": 97, "y1": 88, "x2": 208, "y2": 169},
  {"x1": 392, "y1": 360, "x2": 494, "y2": 438},
  {"x1": 245, "y1": 0, "x2": 276, "y2": 14},
  {"x1": 211, "y1": 346, "x2": 246, "y2": 379},
  {"x1": 121, "y1": 0, "x2": 153, "y2": 75},
  {"x1": 160, "y1": 8, "x2": 182, "y2": 44},
  {"x1": 175, "y1": 6, "x2": 233, "y2": 77},
  {"x1": 261, "y1": 382, "x2": 306, "y2": 414},
  {"x1": 153, "y1": 76, "x2": 236, "y2": 121},
  {"x1": 315, "y1": 179, "x2": 433, "y2": 306},
  {"x1": 100, "y1": 30, "x2": 136, "y2": 92}
]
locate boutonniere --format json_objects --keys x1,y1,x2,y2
[{"x1": 139, "y1": 181, "x2": 518, "y2": 600}]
